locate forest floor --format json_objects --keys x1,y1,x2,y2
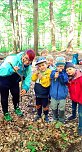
[{"x1": 0, "y1": 51, "x2": 82, "y2": 152}]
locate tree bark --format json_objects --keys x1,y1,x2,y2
[
  {"x1": 33, "y1": 0, "x2": 38, "y2": 55},
  {"x1": 67, "y1": 0, "x2": 75, "y2": 52},
  {"x1": 49, "y1": 2, "x2": 56, "y2": 51},
  {"x1": 9, "y1": 0, "x2": 17, "y2": 53},
  {"x1": 15, "y1": 0, "x2": 20, "y2": 52}
]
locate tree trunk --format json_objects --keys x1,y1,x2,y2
[
  {"x1": 15, "y1": 0, "x2": 20, "y2": 52},
  {"x1": 18, "y1": 0, "x2": 22, "y2": 51},
  {"x1": 67, "y1": 0, "x2": 75, "y2": 52},
  {"x1": 77, "y1": 1, "x2": 82, "y2": 47},
  {"x1": 33, "y1": 0, "x2": 38, "y2": 55},
  {"x1": 9, "y1": 0, "x2": 17, "y2": 53},
  {"x1": 49, "y1": 2, "x2": 56, "y2": 51},
  {"x1": 77, "y1": 28, "x2": 80, "y2": 47}
]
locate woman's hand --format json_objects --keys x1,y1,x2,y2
[
  {"x1": 20, "y1": 89, "x2": 26, "y2": 96},
  {"x1": 14, "y1": 66, "x2": 20, "y2": 71}
]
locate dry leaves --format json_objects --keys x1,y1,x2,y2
[{"x1": 0, "y1": 52, "x2": 82, "y2": 152}]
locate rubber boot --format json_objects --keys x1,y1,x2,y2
[
  {"x1": 78, "y1": 128, "x2": 82, "y2": 136},
  {"x1": 44, "y1": 115, "x2": 49, "y2": 123},
  {"x1": 34, "y1": 115, "x2": 41, "y2": 121},
  {"x1": 78, "y1": 110, "x2": 82, "y2": 136},
  {"x1": 68, "y1": 110, "x2": 76, "y2": 120},
  {"x1": 59, "y1": 110, "x2": 65, "y2": 123},
  {"x1": 52, "y1": 109, "x2": 58, "y2": 121}
]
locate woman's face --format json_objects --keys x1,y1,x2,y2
[
  {"x1": 66, "y1": 67, "x2": 75, "y2": 76},
  {"x1": 22, "y1": 54, "x2": 32, "y2": 65}
]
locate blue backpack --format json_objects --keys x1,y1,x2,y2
[{"x1": 72, "y1": 53, "x2": 79, "y2": 65}]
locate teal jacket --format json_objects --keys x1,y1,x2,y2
[{"x1": 0, "y1": 52, "x2": 32, "y2": 91}]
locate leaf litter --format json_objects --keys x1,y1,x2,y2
[{"x1": 0, "y1": 51, "x2": 82, "y2": 152}]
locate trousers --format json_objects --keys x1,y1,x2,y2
[{"x1": 0, "y1": 73, "x2": 20, "y2": 114}]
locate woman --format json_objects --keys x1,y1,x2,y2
[{"x1": 0, "y1": 49, "x2": 35, "y2": 121}]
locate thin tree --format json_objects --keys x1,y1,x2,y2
[
  {"x1": 9, "y1": 0, "x2": 17, "y2": 53},
  {"x1": 15, "y1": 0, "x2": 20, "y2": 52},
  {"x1": 77, "y1": 0, "x2": 82, "y2": 47},
  {"x1": 49, "y1": 1, "x2": 56, "y2": 51},
  {"x1": 67, "y1": 0, "x2": 75, "y2": 52},
  {"x1": 33, "y1": 0, "x2": 38, "y2": 55}
]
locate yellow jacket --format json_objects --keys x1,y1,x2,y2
[{"x1": 32, "y1": 68, "x2": 51, "y2": 87}]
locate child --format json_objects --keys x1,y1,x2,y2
[
  {"x1": 46, "y1": 55, "x2": 55, "y2": 104},
  {"x1": 65, "y1": 62, "x2": 77, "y2": 121},
  {"x1": 65, "y1": 62, "x2": 82, "y2": 136},
  {"x1": 50, "y1": 56, "x2": 68, "y2": 123},
  {"x1": 46, "y1": 54, "x2": 54, "y2": 70},
  {"x1": 0, "y1": 49, "x2": 35, "y2": 121},
  {"x1": 32, "y1": 57, "x2": 51, "y2": 122},
  {"x1": 41, "y1": 49, "x2": 48, "y2": 57}
]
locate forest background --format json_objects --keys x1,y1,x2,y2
[{"x1": 0, "y1": 0, "x2": 82, "y2": 55}]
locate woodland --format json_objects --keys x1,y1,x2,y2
[
  {"x1": 0, "y1": 0, "x2": 82, "y2": 152},
  {"x1": 0, "y1": 0, "x2": 82, "y2": 54}
]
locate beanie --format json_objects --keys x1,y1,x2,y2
[
  {"x1": 55, "y1": 56, "x2": 66, "y2": 66},
  {"x1": 65, "y1": 62, "x2": 75, "y2": 69},
  {"x1": 26, "y1": 49, "x2": 35, "y2": 61},
  {"x1": 35, "y1": 56, "x2": 46, "y2": 66}
]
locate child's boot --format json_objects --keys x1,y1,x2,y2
[
  {"x1": 44, "y1": 115, "x2": 49, "y2": 122},
  {"x1": 78, "y1": 128, "x2": 82, "y2": 136},
  {"x1": 52, "y1": 109, "x2": 58, "y2": 121},
  {"x1": 59, "y1": 110, "x2": 65, "y2": 123},
  {"x1": 78, "y1": 111, "x2": 82, "y2": 136},
  {"x1": 34, "y1": 115, "x2": 41, "y2": 121},
  {"x1": 68, "y1": 109, "x2": 76, "y2": 120}
]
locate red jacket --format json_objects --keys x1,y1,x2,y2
[{"x1": 67, "y1": 70, "x2": 82, "y2": 104}]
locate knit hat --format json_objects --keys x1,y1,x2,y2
[
  {"x1": 65, "y1": 62, "x2": 75, "y2": 69},
  {"x1": 55, "y1": 56, "x2": 66, "y2": 66},
  {"x1": 26, "y1": 49, "x2": 35, "y2": 61},
  {"x1": 35, "y1": 57, "x2": 46, "y2": 66}
]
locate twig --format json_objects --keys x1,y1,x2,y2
[{"x1": 8, "y1": 62, "x2": 23, "y2": 102}]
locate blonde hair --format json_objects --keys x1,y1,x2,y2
[{"x1": 41, "y1": 49, "x2": 48, "y2": 56}]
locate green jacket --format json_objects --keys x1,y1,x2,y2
[{"x1": 0, "y1": 52, "x2": 32, "y2": 91}]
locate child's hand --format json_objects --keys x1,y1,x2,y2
[
  {"x1": 58, "y1": 69, "x2": 63, "y2": 72},
  {"x1": 56, "y1": 67, "x2": 63, "y2": 72},
  {"x1": 33, "y1": 69, "x2": 39, "y2": 75},
  {"x1": 38, "y1": 73, "x2": 42, "y2": 79},
  {"x1": 54, "y1": 71, "x2": 59, "y2": 79}
]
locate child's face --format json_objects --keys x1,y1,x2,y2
[
  {"x1": 41, "y1": 51, "x2": 48, "y2": 57},
  {"x1": 47, "y1": 59, "x2": 53, "y2": 66},
  {"x1": 66, "y1": 67, "x2": 76, "y2": 76},
  {"x1": 37, "y1": 62, "x2": 47, "y2": 72},
  {"x1": 56, "y1": 65, "x2": 64, "y2": 72}
]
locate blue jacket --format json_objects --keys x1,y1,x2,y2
[
  {"x1": 0, "y1": 52, "x2": 32, "y2": 91},
  {"x1": 50, "y1": 69, "x2": 68, "y2": 100}
]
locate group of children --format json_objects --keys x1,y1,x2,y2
[
  {"x1": 0, "y1": 49, "x2": 82, "y2": 136},
  {"x1": 32, "y1": 49, "x2": 82, "y2": 136}
]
